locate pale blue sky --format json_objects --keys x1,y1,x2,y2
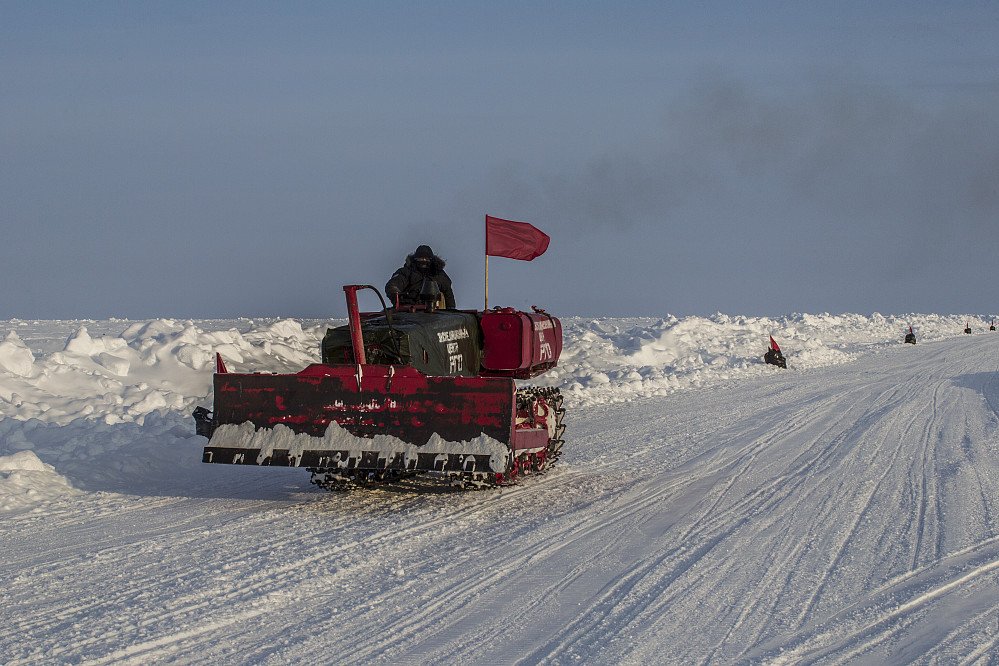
[{"x1": 3, "y1": 1, "x2": 998, "y2": 319}]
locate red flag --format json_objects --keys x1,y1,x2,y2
[
  {"x1": 486, "y1": 215, "x2": 550, "y2": 261},
  {"x1": 769, "y1": 336, "x2": 781, "y2": 352}
]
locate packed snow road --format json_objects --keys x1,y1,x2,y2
[{"x1": 2, "y1": 334, "x2": 999, "y2": 664}]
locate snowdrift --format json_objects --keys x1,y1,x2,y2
[
  {"x1": 0, "y1": 312, "x2": 994, "y2": 511},
  {"x1": 534, "y1": 312, "x2": 997, "y2": 406}
]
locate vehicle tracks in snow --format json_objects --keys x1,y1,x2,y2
[{"x1": 3, "y1": 337, "x2": 999, "y2": 664}]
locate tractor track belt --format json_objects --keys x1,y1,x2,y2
[{"x1": 309, "y1": 386, "x2": 566, "y2": 492}]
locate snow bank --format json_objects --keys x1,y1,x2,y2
[
  {"x1": 0, "y1": 312, "x2": 992, "y2": 425},
  {"x1": 532, "y1": 313, "x2": 997, "y2": 406},
  {"x1": 0, "y1": 450, "x2": 78, "y2": 512},
  {"x1": 0, "y1": 318, "x2": 339, "y2": 425},
  {"x1": 0, "y1": 311, "x2": 994, "y2": 512}
]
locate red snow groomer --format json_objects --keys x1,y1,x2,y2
[{"x1": 193, "y1": 285, "x2": 565, "y2": 490}]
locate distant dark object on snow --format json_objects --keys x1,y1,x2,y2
[
  {"x1": 990, "y1": 320, "x2": 995, "y2": 331},
  {"x1": 964, "y1": 322, "x2": 972, "y2": 334},
  {"x1": 904, "y1": 326, "x2": 916, "y2": 345},
  {"x1": 765, "y1": 335, "x2": 786, "y2": 369}
]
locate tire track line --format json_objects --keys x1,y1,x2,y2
[
  {"x1": 805, "y1": 551, "x2": 999, "y2": 665},
  {"x1": 794, "y1": 382, "x2": 921, "y2": 626},
  {"x1": 910, "y1": 378, "x2": 943, "y2": 570},
  {"x1": 509, "y1": 384, "x2": 876, "y2": 664}
]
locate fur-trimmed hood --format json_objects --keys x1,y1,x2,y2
[{"x1": 404, "y1": 252, "x2": 446, "y2": 275}]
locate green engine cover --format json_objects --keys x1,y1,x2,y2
[{"x1": 321, "y1": 310, "x2": 482, "y2": 377}]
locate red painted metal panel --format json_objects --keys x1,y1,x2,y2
[
  {"x1": 527, "y1": 313, "x2": 562, "y2": 368},
  {"x1": 480, "y1": 310, "x2": 528, "y2": 371},
  {"x1": 211, "y1": 363, "x2": 516, "y2": 447},
  {"x1": 479, "y1": 309, "x2": 562, "y2": 378},
  {"x1": 511, "y1": 428, "x2": 550, "y2": 452}
]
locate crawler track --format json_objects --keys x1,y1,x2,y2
[{"x1": 308, "y1": 387, "x2": 566, "y2": 491}]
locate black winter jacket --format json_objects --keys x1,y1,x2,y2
[{"x1": 385, "y1": 253, "x2": 456, "y2": 309}]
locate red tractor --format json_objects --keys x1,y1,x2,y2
[{"x1": 194, "y1": 285, "x2": 565, "y2": 490}]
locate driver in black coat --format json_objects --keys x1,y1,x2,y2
[{"x1": 385, "y1": 245, "x2": 456, "y2": 309}]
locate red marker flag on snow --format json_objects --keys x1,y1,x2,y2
[
  {"x1": 769, "y1": 336, "x2": 781, "y2": 352},
  {"x1": 485, "y1": 216, "x2": 550, "y2": 261}
]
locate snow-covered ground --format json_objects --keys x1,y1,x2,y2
[{"x1": 2, "y1": 312, "x2": 998, "y2": 663}]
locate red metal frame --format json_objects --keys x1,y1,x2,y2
[
  {"x1": 210, "y1": 364, "x2": 517, "y2": 446},
  {"x1": 344, "y1": 285, "x2": 367, "y2": 364}
]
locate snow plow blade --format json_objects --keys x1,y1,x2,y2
[{"x1": 201, "y1": 363, "x2": 518, "y2": 475}]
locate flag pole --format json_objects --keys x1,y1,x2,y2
[{"x1": 484, "y1": 215, "x2": 489, "y2": 310}]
